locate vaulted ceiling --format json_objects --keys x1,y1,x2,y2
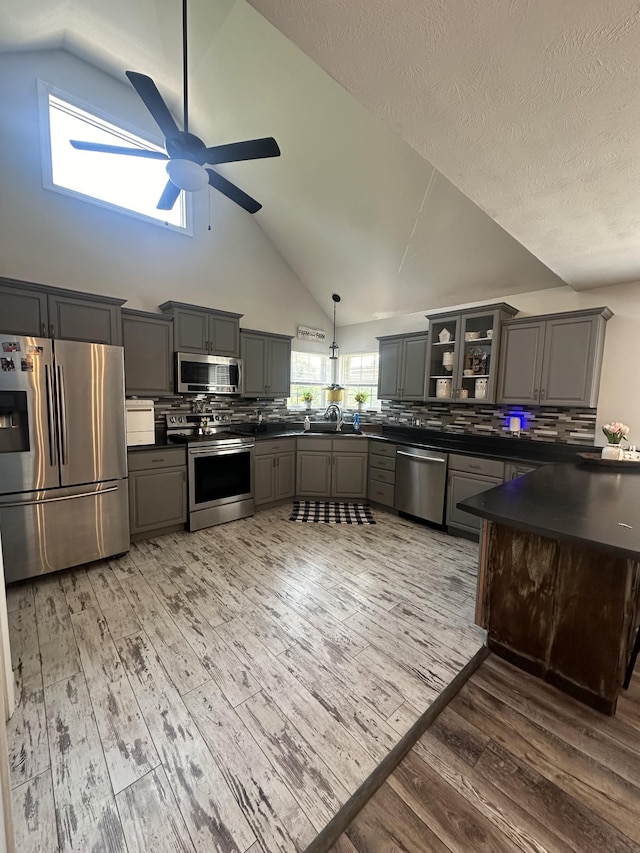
[{"x1": 3, "y1": 0, "x2": 624, "y2": 325}]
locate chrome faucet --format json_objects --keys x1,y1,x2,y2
[{"x1": 324, "y1": 403, "x2": 343, "y2": 432}]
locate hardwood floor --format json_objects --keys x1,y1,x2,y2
[
  {"x1": 331, "y1": 654, "x2": 640, "y2": 853},
  {"x1": 6, "y1": 504, "x2": 484, "y2": 852}
]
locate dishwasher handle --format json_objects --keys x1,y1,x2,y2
[{"x1": 397, "y1": 450, "x2": 446, "y2": 464}]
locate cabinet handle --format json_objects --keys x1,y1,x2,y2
[
  {"x1": 540, "y1": 389, "x2": 545, "y2": 399},
  {"x1": 534, "y1": 388, "x2": 539, "y2": 398},
  {"x1": 50, "y1": 324, "x2": 55, "y2": 338},
  {"x1": 272, "y1": 458, "x2": 276, "y2": 468},
  {"x1": 276, "y1": 457, "x2": 280, "y2": 467},
  {"x1": 41, "y1": 322, "x2": 47, "y2": 337}
]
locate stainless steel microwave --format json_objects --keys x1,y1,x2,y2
[{"x1": 176, "y1": 352, "x2": 242, "y2": 394}]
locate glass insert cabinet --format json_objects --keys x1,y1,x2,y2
[{"x1": 426, "y1": 304, "x2": 517, "y2": 404}]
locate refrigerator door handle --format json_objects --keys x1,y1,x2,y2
[
  {"x1": 0, "y1": 486, "x2": 118, "y2": 508},
  {"x1": 57, "y1": 365, "x2": 68, "y2": 465},
  {"x1": 44, "y1": 365, "x2": 57, "y2": 467}
]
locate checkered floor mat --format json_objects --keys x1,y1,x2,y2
[{"x1": 289, "y1": 501, "x2": 376, "y2": 524}]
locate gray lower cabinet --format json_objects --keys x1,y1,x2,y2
[
  {"x1": 446, "y1": 454, "x2": 504, "y2": 536},
  {"x1": 368, "y1": 441, "x2": 396, "y2": 507},
  {"x1": 498, "y1": 307, "x2": 612, "y2": 407},
  {"x1": 254, "y1": 439, "x2": 296, "y2": 506},
  {"x1": 296, "y1": 448, "x2": 332, "y2": 497},
  {"x1": 122, "y1": 309, "x2": 174, "y2": 396},
  {"x1": 296, "y1": 438, "x2": 368, "y2": 499},
  {"x1": 159, "y1": 301, "x2": 242, "y2": 356},
  {"x1": 241, "y1": 330, "x2": 292, "y2": 398},
  {"x1": 128, "y1": 447, "x2": 187, "y2": 541},
  {"x1": 377, "y1": 333, "x2": 428, "y2": 400},
  {"x1": 0, "y1": 277, "x2": 125, "y2": 343}
]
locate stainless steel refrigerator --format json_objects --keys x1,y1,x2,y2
[{"x1": 0, "y1": 334, "x2": 129, "y2": 583}]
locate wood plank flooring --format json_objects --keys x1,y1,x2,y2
[
  {"x1": 331, "y1": 654, "x2": 640, "y2": 853},
  {"x1": 7, "y1": 504, "x2": 484, "y2": 852}
]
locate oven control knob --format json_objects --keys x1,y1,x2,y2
[{"x1": 169, "y1": 416, "x2": 176, "y2": 423}]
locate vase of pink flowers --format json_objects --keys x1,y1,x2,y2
[{"x1": 601, "y1": 422, "x2": 629, "y2": 460}]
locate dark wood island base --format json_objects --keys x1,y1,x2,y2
[
  {"x1": 476, "y1": 520, "x2": 640, "y2": 714},
  {"x1": 460, "y1": 461, "x2": 640, "y2": 715}
]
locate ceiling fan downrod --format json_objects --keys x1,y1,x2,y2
[{"x1": 182, "y1": 0, "x2": 189, "y2": 134}]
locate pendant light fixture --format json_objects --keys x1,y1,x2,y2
[{"x1": 329, "y1": 293, "x2": 341, "y2": 360}]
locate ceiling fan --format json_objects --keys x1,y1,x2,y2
[{"x1": 70, "y1": 0, "x2": 280, "y2": 214}]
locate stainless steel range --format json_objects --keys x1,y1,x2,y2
[{"x1": 166, "y1": 412, "x2": 254, "y2": 531}]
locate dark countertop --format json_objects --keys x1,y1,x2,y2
[
  {"x1": 377, "y1": 426, "x2": 594, "y2": 465},
  {"x1": 459, "y1": 462, "x2": 640, "y2": 561},
  {"x1": 135, "y1": 421, "x2": 595, "y2": 466}
]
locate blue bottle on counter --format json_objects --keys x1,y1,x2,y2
[{"x1": 353, "y1": 412, "x2": 360, "y2": 432}]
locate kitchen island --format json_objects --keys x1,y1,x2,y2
[{"x1": 460, "y1": 462, "x2": 640, "y2": 714}]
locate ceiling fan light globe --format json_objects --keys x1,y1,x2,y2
[{"x1": 166, "y1": 158, "x2": 208, "y2": 191}]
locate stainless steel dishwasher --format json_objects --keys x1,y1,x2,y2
[{"x1": 395, "y1": 446, "x2": 448, "y2": 525}]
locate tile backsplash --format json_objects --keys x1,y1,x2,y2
[{"x1": 148, "y1": 395, "x2": 596, "y2": 445}]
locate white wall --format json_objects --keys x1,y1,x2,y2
[
  {"x1": 339, "y1": 281, "x2": 640, "y2": 445},
  {"x1": 0, "y1": 49, "x2": 330, "y2": 353}
]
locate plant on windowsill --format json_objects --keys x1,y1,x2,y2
[
  {"x1": 354, "y1": 391, "x2": 369, "y2": 410},
  {"x1": 301, "y1": 389, "x2": 314, "y2": 409},
  {"x1": 325, "y1": 383, "x2": 344, "y2": 403}
]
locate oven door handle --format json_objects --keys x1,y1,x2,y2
[{"x1": 189, "y1": 447, "x2": 253, "y2": 457}]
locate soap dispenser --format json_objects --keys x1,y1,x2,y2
[{"x1": 304, "y1": 415, "x2": 311, "y2": 432}]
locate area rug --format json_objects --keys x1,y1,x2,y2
[{"x1": 289, "y1": 501, "x2": 376, "y2": 524}]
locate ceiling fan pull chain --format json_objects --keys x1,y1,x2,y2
[{"x1": 208, "y1": 187, "x2": 212, "y2": 231}]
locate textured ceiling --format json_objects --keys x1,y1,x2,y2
[
  {"x1": 0, "y1": 0, "x2": 568, "y2": 325},
  {"x1": 248, "y1": 0, "x2": 640, "y2": 291}
]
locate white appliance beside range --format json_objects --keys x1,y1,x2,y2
[
  {"x1": 125, "y1": 399, "x2": 156, "y2": 446},
  {"x1": 165, "y1": 411, "x2": 254, "y2": 531}
]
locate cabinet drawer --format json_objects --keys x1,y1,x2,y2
[
  {"x1": 368, "y1": 480, "x2": 395, "y2": 507},
  {"x1": 332, "y1": 438, "x2": 369, "y2": 454},
  {"x1": 370, "y1": 453, "x2": 396, "y2": 473},
  {"x1": 370, "y1": 441, "x2": 396, "y2": 458},
  {"x1": 255, "y1": 438, "x2": 296, "y2": 456},
  {"x1": 448, "y1": 453, "x2": 504, "y2": 479},
  {"x1": 128, "y1": 447, "x2": 186, "y2": 472},
  {"x1": 369, "y1": 466, "x2": 395, "y2": 485}
]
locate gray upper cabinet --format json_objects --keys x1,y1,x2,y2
[
  {"x1": 159, "y1": 301, "x2": 242, "y2": 356},
  {"x1": 0, "y1": 280, "x2": 48, "y2": 336},
  {"x1": 498, "y1": 307, "x2": 612, "y2": 407},
  {"x1": 48, "y1": 293, "x2": 122, "y2": 345},
  {"x1": 241, "y1": 330, "x2": 292, "y2": 398},
  {"x1": 122, "y1": 309, "x2": 174, "y2": 397},
  {"x1": 425, "y1": 303, "x2": 518, "y2": 404},
  {"x1": 377, "y1": 333, "x2": 428, "y2": 400},
  {"x1": 0, "y1": 277, "x2": 124, "y2": 344}
]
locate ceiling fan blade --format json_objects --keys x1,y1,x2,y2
[
  {"x1": 157, "y1": 180, "x2": 181, "y2": 211},
  {"x1": 204, "y1": 137, "x2": 281, "y2": 166},
  {"x1": 125, "y1": 71, "x2": 181, "y2": 141},
  {"x1": 70, "y1": 140, "x2": 168, "y2": 159},
  {"x1": 206, "y1": 169, "x2": 262, "y2": 214}
]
